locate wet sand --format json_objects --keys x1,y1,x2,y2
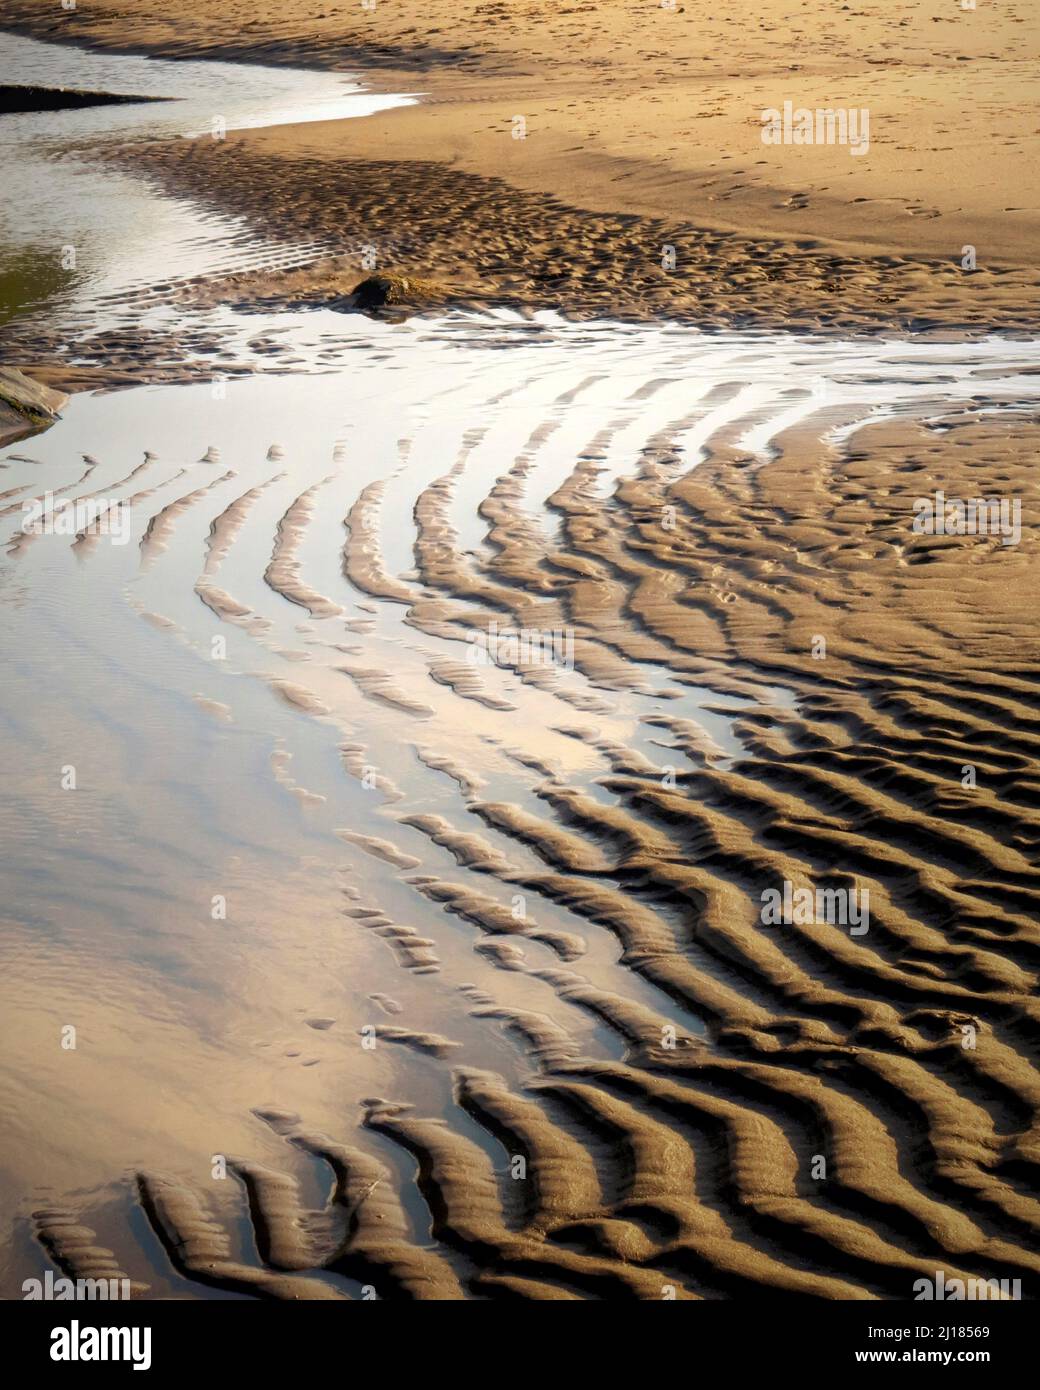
[
  {"x1": 2, "y1": 323, "x2": 1039, "y2": 1300},
  {"x1": 1, "y1": 3, "x2": 1039, "y2": 1304}
]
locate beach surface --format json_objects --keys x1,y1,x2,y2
[
  {"x1": 0, "y1": 2, "x2": 1038, "y2": 1303},
  {"x1": 3, "y1": 0, "x2": 1039, "y2": 342}
]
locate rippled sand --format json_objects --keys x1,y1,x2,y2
[{"x1": 2, "y1": 318, "x2": 1038, "y2": 1298}]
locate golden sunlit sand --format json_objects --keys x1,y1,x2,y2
[{"x1": 0, "y1": 0, "x2": 1037, "y2": 1321}]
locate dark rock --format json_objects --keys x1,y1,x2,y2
[
  {"x1": 0, "y1": 86, "x2": 171, "y2": 115},
  {"x1": 350, "y1": 273, "x2": 445, "y2": 310},
  {"x1": 0, "y1": 366, "x2": 67, "y2": 446}
]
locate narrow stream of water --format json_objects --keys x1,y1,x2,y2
[{"x1": 0, "y1": 32, "x2": 414, "y2": 326}]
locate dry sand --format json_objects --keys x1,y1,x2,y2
[{"x1": 4, "y1": 0, "x2": 1039, "y2": 335}]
